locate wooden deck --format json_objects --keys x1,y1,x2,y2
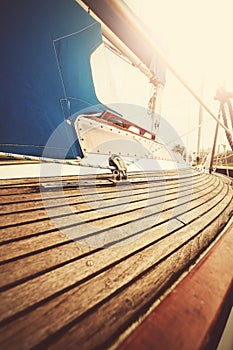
[
  {"x1": 118, "y1": 219, "x2": 233, "y2": 350},
  {"x1": 0, "y1": 168, "x2": 232, "y2": 349}
]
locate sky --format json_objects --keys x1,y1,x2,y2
[
  {"x1": 92, "y1": 0, "x2": 233, "y2": 154},
  {"x1": 127, "y1": 0, "x2": 233, "y2": 152}
]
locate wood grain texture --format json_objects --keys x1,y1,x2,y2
[
  {"x1": 118, "y1": 221, "x2": 233, "y2": 350},
  {"x1": 0, "y1": 169, "x2": 232, "y2": 349}
]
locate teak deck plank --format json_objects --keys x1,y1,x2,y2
[
  {"x1": 0, "y1": 174, "x2": 206, "y2": 218},
  {"x1": 0, "y1": 176, "x2": 218, "y2": 268},
  {"x1": 118, "y1": 221, "x2": 233, "y2": 350},
  {"x1": 0, "y1": 172, "x2": 206, "y2": 218},
  {"x1": 0, "y1": 174, "x2": 213, "y2": 240},
  {"x1": 0, "y1": 170, "x2": 232, "y2": 349},
  {"x1": 30, "y1": 187, "x2": 232, "y2": 350},
  {"x1": 0, "y1": 176, "x2": 213, "y2": 262}
]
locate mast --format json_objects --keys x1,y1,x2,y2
[
  {"x1": 197, "y1": 79, "x2": 204, "y2": 162},
  {"x1": 209, "y1": 109, "x2": 221, "y2": 173}
]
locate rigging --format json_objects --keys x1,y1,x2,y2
[{"x1": 215, "y1": 87, "x2": 233, "y2": 151}]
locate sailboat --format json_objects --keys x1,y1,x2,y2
[{"x1": 0, "y1": 1, "x2": 232, "y2": 349}]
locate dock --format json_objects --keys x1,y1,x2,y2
[{"x1": 0, "y1": 168, "x2": 232, "y2": 349}]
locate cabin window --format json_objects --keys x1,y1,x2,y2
[
  {"x1": 144, "y1": 132, "x2": 152, "y2": 139},
  {"x1": 128, "y1": 126, "x2": 140, "y2": 134}
]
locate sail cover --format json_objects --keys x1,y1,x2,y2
[
  {"x1": 0, "y1": 0, "x2": 102, "y2": 158},
  {"x1": 82, "y1": 0, "x2": 166, "y2": 85}
]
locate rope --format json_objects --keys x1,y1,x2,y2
[
  {"x1": 214, "y1": 88, "x2": 233, "y2": 151},
  {"x1": 226, "y1": 100, "x2": 233, "y2": 130},
  {"x1": 0, "y1": 143, "x2": 66, "y2": 150},
  {"x1": 0, "y1": 151, "x2": 115, "y2": 171}
]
